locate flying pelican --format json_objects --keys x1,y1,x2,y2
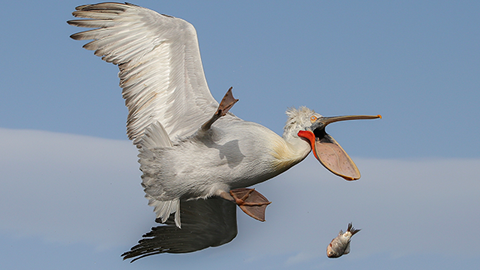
[{"x1": 68, "y1": 2, "x2": 380, "y2": 260}]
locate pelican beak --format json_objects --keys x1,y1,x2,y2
[{"x1": 298, "y1": 115, "x2": 381, "y2": 181}]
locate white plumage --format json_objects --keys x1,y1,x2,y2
[
  {"x1": 68, "y1": 3, "x2": 380, "y2": 258},
  {"x1": 70, "y1": 3, "x2": 218, "y2": 146}
]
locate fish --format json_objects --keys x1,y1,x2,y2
[{"x1": 326, "y1": 223, "x2": 361, "y2": 258}]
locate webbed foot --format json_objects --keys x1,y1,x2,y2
[
  {"x1": 201, "y1": 87, "x2": 239, "y2": 130},
  {"x1": 230, "y1": 188, "x2": 271, "y2": 222}
]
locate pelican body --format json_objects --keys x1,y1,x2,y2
[
  {"x1": 142, "y1": 118, "x2": 308, "y2": 199},
  {"x1": 68, "y1": 2, "x2": 380, "y2": 259}
]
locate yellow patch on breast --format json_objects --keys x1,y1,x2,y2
[{"x1": 270, "y1": 138, "x2": 304, "y2": 172}]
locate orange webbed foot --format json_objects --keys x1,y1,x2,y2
[{"x1": 230, "y1": 188, "x2": 271, "y2": 221}]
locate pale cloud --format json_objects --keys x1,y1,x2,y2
[
  {"x1": 0, "y1": 128, "x2": 154, "y2": 250},
  {"x1": 1, "y1": 128, "x2": 479, "y2": 263},
  {"x1": 248, "y1": 156, "x2": 480, "y2": 262},
  {"x1": 285, "y1": 251, "x2": 318, "y2": 265}
]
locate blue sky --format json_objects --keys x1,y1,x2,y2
[{"x1": 1, "y1": 0, "x2": 479, "y2": 269}]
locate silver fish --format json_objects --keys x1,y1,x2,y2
[{"x1": 326, "y1": 223, "x2": 360, "y2": 258}]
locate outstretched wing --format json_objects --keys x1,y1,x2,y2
[
  {"x1": 68, "y1": 3, "x2": 219, "y2": 145},
  {"x1": 122, "y1": 197, "x2": 238, "y2": 262}
]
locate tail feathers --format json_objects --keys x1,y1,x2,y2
[
  {"x1": 138, "y1": 122, "x2": 180, "y2": 227},
  {"x1": 347, "y1": 222, "x2": 361, "y2": 235},
  {"x1": 147, "y1": 196, "x2": 181, "y2": 228}
]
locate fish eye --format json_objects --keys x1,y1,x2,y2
[{"x1": 310, "y1": 115, "x2": 317, "y2": 123}]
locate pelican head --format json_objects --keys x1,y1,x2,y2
[{"x1": 285, "y1": 107, "x2": 381, "y2": 181}]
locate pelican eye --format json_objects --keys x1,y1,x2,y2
[{"x1": 310, "y1": 115, "x2": 317, "y2": 123}]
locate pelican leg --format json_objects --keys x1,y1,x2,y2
[
  {"x1": 201, "y1": 87, "x2": 239, "y2": 130},
  {"x1": 229, "y1": 188, "x2": 271, "y2": 222}
]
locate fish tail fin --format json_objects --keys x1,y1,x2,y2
[{"x1": 347, "y1": 222, "x2": 361, "y2": 235}]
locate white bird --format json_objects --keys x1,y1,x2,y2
[{"x1": 68, "y1": 2, "x2": 380, "y2": 259}]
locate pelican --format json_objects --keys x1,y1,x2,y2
[{"x1": 68, "y1": 2, "x2": 380, "y2": 260}]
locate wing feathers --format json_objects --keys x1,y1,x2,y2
[
  {"x1": 68, "y1": 19, "x2": 117, "y2": 29},
  {"x1": 68, "y1": 3, "x2": 221, "y2": 145},
  {"x1": 140, "y1": 122, "x2": 172, "y2": 148},
  {"x1": 122, "y1": 197, "x2": 237, "y2": 261}
]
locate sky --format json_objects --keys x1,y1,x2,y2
[{"x1": 1, "y1": 0, "x2": 479, "y2": 269}]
